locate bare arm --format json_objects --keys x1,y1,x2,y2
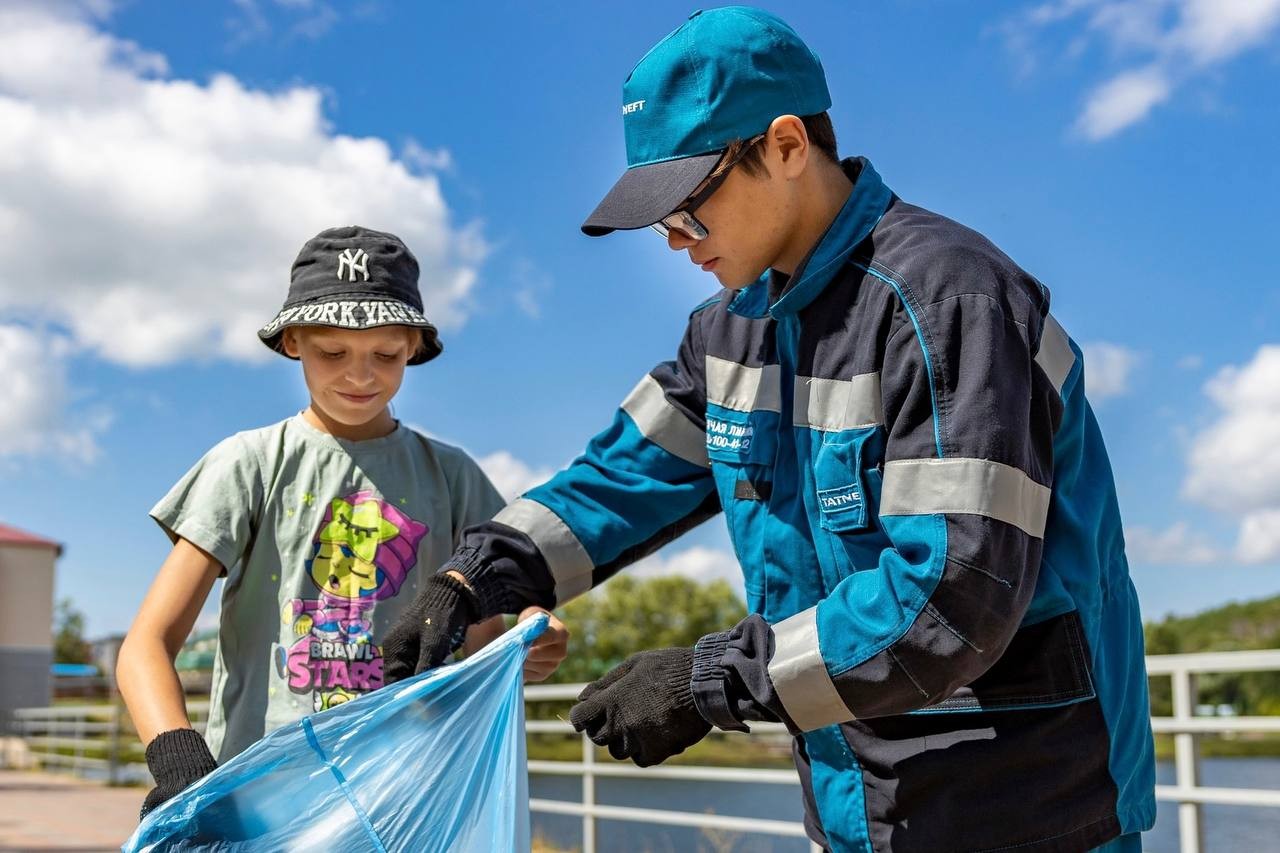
[{"x1": 116, "y1": 538, "x2": 223, "y2": 746}]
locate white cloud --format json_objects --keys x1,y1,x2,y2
[
  {"x1": 998, "y1": 0, "x2": 1280, "y2": 139},
  {"x1": 1236, "y1": 509, "x2": 1280, "y2": 563},
  {"x1": 0, "y1": 3, "x2": 485, "y2": 369},
  {"x1": 475, "y1": 450, "x2": 556, "y2": 502},
  {"x1": 509, "y1": 258, "x2": 553, "y2": 321},
  {"x1": 402, "y1": 140, "x2": 454, "y2": 174},
  {"x1": 1075, "y1": 66, "x2": 1172, "y2": 139},
  {"x1": 227, "y1": 0, "x2": 339, "y2": 47},
  {"x1": 1181, "y1": 345, "x2": 1280, "y2": 563},
  {"x1": 1125, "y1": 521, "x2": 1221, "y2": 565},
  {"x1": 0, "y1": 324, "x2": 108, "y2": 462},
  {"x1": 1183, "y1": 345, "x2": 1280, "y2": 513},
  {"x1": 1176, "y1": 0, "x2": 1280, "y2": 64},
  {"x1": 1178, "y1": 354, "x2": 1204, "y2": 370},
  {"x1": 630, "y1": 545, "x2": 744, "y2": 595},
  {"x1": 1082, "y1": 341, "x2": 1140, "y2": 401}
]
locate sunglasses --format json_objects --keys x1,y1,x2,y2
[{"x1": 650, "y1": 134, "x2": 766, "y2": 241}]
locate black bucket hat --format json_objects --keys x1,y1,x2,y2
[{"x1": 258, "y1": 225, "x2": 443, "y2": 366}]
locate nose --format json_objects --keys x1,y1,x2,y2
[
  {"x1": 666, "y1": 228, "x2": 697, "y2": 252},
  {"x1": 346, "y1": 355, "x2": 376, "y2": 386}
]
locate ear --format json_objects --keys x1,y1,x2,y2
[
  {"x1": 404, "y1": 327, "x2": 424, "y2": 361},
  {"x1": 281, "y1": 327, "x2": 302, "y2": 358},
  {"x1": 766, "y1": 114, "x2": 809, "y2": 180}
]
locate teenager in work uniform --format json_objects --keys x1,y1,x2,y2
[{"x1": 384, "y1": 8, "x2": 1156, "y2": 851}]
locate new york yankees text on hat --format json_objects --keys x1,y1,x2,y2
[
  {"x1": 337, "y1": 248, "x2": 370, "y2": 282},
  {"x1": 259, "y1": 300, "x2": 427, "y2": 336}
]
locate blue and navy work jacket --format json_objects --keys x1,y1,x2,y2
[{"x1": 450, "y1": 159, "x2": 1157, "y2": 853}]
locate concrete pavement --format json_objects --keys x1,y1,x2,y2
[{"x1": 0, "y1": 770, "x2": 144, "y2": 852}]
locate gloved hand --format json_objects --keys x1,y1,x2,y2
[
  {"x1": 382, "y1": 572, "x2": 482, "y2": 683},
  {"x1": 569, "y1": 647, "x2": 712, "y2": 767},
  {"x1": 140, "y1": 728, "x2": 218, "y2": 819}
]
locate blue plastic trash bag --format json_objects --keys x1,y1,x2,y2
[{"x1": 124, "y1": 613, "x2": 548, "y2": 852}]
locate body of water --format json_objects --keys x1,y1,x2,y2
[{"x1": 530, "y1": 758, "x2": 1280, "y2": 852}]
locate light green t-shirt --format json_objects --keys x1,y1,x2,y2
[{"x1": 150, "y1": 414, "x2": 505, "y2": 762}]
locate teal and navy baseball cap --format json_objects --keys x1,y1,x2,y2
[{"x1": 582, "y1": 6, "x2": 831, "y2": 237}]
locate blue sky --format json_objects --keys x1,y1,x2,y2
[{"x1": 2, "y1": 0, "x2": 1278, "y2": 638}]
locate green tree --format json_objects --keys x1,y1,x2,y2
[
  {"x1": 54, "y1": 597, "x2": 93, "y2": 665},
  {"x1": 549, "y1": 575, "x2": 746, "y2": 685},
  {"x1": 1144, "y1": 593, "x2": 1280, "y2": 716}
]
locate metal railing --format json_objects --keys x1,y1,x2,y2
[
  {"x1": 1, "y1": 700, "x2": 208, "y2": 786},
  {"x1": 528, "y1": 649, "x2": 1280, "y2": 853},
  {"x1": 1145, "y1": 649, "x2": 1280, "y2": 853},
  {"x1": 3, "y1": 652, "x2": 1278, "y2": 853},
  {"x1": 523, "y1": 683, "x2": 819, "y2": 852}
]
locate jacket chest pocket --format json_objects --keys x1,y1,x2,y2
[
  {"x1": 706, "y1": 406, "x2": 776, "y2": 465},
  {"x1": 812, "y1": 427, "x2": 883, "y2": 534}
]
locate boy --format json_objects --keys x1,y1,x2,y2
[{"x1": 117, "y1": 226, "x2": 568, "y2": 817}]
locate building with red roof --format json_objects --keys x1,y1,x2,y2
[{"x1": 0, "y1": 523, "x2": 62, "y2": 711}]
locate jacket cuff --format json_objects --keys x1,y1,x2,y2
[
  {"x1": 691, "y1": 632, "x2": 750, "y2": 732},
  {"x1": 440, "y1": 546, "x2": 511, "y2": 618}
]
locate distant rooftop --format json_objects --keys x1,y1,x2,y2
[{"x1": 0, "y1": 523, "x2": 62, "y2": 556}]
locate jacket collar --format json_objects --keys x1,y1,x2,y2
[{"x1": 728, "y1": 157, "x2": 893, "y2": 319}]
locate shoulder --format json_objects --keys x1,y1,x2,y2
[
  {"x1": 195, "y1": 422, "x2": 273, "y2": 467},
  {"x1": 689, "y1": 291, "x2": 724, "y2": 318},
  {"x1": 221, "y1": 417, "x2": 296, "y2": 466},
  {"x1": 870, "y1": 202, "x2": 1044, "y2": 309},
  {"x1": 405, "y1": 431, "x2": 483, "y2": 479},
  {"x1": 406, "y1": 432, "x2": 505, "y2": 516},
  {"x1": 683, "y1": 289, "x2": 725, "y2": 335},
  {"x1": 863, "y1": 202, "x2": 1048, "y2": 339}
]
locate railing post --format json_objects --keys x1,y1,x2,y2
[
  {"x1": 1171, "y1": 667, "x2": 1203, "y2": 853},
  {"x1": 107, "y1": 702, "x2": 121, "y2": 786},
  {"x1": 582, "y1": 731, "x2": 596, "y2": 853},
  {"x1": 73, "y1": 708, "x2": 85, "y2": 777}
]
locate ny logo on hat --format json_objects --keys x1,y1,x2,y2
[{"x1": 337, "y1": 248, "x2": 370, "y2": 282}]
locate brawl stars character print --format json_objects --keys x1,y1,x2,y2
[{"x1": 279, "y1": 490, "x2": 428, "y2": 711}]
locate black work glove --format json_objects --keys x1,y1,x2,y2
[
  {"x1": 569, "y1": 647, "x2": 712, "y2": 767},
  {"x1": 141, "y1": 728, "x2": 218, "y2": 820},
  {"x1": 382, "y1": 573, "x2": 482, "y2": 684}
]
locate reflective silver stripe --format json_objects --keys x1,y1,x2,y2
[
  {"x1": 880, "y1": 458, "x2": 1052, "y2": 538},
  {"x1": 705, "y1": 356, "x2": 782, "y2": 413},
  {"x1": 768, "y1": 607, "x2": 854, "y2": 731},
  {"x1": 1035, "y1": 313, "x2": 1075, "y2": 398},
  {"x1": 493, "y1": 498, "x2": 595, "y2": 604},
  {"x1": 793, "y1": 373, "x2": 884, "y2": 432},
  {"x1": 620, "y1": 374, "x2": 709, "y2": 468}
]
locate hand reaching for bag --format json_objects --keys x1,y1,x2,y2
[
  {"x1": 383, "y1": 573, "x2": 570, "y2": 684},
  {"x1": 519, "y1": 607, "x2": 569, "y2": 682}
]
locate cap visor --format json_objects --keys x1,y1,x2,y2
[{"x1": 581, "y1": 153, "x2": 721, "y2": 237}]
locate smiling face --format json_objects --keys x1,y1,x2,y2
[{"x1": 283, "y1": 325, "x2": 418, "y2": 439}]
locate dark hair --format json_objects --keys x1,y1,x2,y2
[{"x1": 717, "y1": 112, "x2": 839, "y2": 178}]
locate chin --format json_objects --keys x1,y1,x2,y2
[{"x1": 326, "y1": 399, "x2": 386, "y2": 424}]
